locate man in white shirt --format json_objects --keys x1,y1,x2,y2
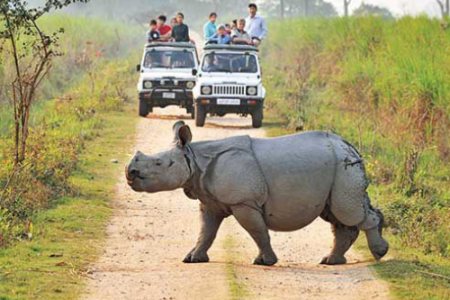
[{"x1": 245, "y1": 3, "x2": 268, "y2": 44}]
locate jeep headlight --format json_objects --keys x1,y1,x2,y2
[
  {"x1": 144, "y1": 81, "x2": 153, "y2": 89},
  {"x1": 186, "y1": 81, "x2": 195, "y2": 89},
  {"x1": 201, "y1": 85, "x2": 212, "y2": 95},
  {"x1": 247, "y1": 86, "x2": 257, "y2": 96}
]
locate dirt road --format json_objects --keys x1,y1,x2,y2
[{"x1": 83, "y1": 107, "x2": 391, "y2": 300}]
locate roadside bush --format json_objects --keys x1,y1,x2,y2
[
  {"x1": 262, "y1": 16, "x2": 450, "y2": 257},
  {"x1": 0, "y1": 13, "x2": 140, "y2": 247}
]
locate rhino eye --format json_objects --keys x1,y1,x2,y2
[
  {"x1": 155, "y1": 160, "x2": 162, "y2": 166},
  {"x1": 169, "y1": 160, "x2": 175, "y2": 167}
]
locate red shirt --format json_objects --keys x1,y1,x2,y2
[{"x1": 158, "y1": 25, "x2": 172, "y2": 40}]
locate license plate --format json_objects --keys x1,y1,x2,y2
[
  {"x1": 163, "y1": 92, "x2": 176, "y2": 99},
  {"x1": 217, "y1": 99, "x2": 241, "y2": 105}
]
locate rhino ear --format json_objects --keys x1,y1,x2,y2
[{"x1": 173, "y1": 121, "x2": 192, "y2": 147}]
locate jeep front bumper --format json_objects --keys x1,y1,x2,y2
[
  {"x1": 139, "y1": 89, "x2": 194, "y2": 108},
  {"x1": 195, "y1": 96, "x2": 264, "y2": 114}
]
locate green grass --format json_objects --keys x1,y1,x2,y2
[
  {"x1": 223, "y1": 235, "x2": 248, "y2": 300},
  {"x1": 355, "y1": 236, "x2": 450, "y2": 300},
  {"x1": 0, "y1": 109, "x2": 138, "y2": 300}
]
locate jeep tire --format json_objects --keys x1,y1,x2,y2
[
  {"x1": 139, "y1": 99, "x2": 152, "y2": 117},
  {"x1": 187, "y1": 104, "x2": 195, "y2": 119},
  {"x1": 252, "y1": 107, "x2": 263, "y2": 128},
  {"x1": 195, "y1": 104, "x2": 206, "y2": 127}
]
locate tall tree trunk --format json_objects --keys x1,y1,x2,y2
[
  {"x1": 304, "y1": 0, "x2": 309, "y2": 17},
  {"x1": 344, "y1": 0, "x2": 351, "y2": 17},
  {"x1": 436, "y1": 0, "x2": 450, "y2": 18},
  {"x1": 280, "y1": 0, "x2": 285, "y2": 19}
]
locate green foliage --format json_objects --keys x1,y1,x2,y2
[
  {"x1": 0, "y1": 15, "x2": 140, "y2": 247},
  {"x1": 353, "y1": 3, "x2": 395, "y2": 19},
  {"x1": 0, "y1": 15, "x2": 141, "y2": 131},
  {"x1": 262, "y1": 16, "x2": 450, "y2": 257},
  {"x1": 0, "y1": 110, "x2": 137, "y2": 299}
]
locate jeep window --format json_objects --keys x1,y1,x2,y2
[
  {"x1": 143, "y1": 50, "x2": 195, "y2": 69},
  {"x1": 201, "y1": 53, "x2": 258, "y2": 73}
]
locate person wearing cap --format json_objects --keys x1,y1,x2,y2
[
  {"x1": 204, "y1": 12, "x2": 217, "y2": 41},
  {"x1": 207, "y1": 24, "x2": 231, "y2": 45},
  {"x1": 245, "y1": 3, "x2": 268, "y2": 43}
]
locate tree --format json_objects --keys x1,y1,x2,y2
[
  {"x1": 0, "y1": 0, "x2": 88, "y2": 166},
  {"x1": 436, "y1": 0, "x2": 450, "y2": 18},
  {"x1": 353, "y1": 3, "x2": 394, "y2": 19},
  {"x1": 344, "y1": 0, "x2": 351, "y2": 17}
]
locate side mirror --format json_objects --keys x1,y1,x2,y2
[
  {"x1": 192, "y1": 69, "x2": 198, "y2": 76},
  {"x1": 136, "y1": 64, "x2": 141, "y2": 72}
]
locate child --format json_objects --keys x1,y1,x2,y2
[
  {"x1": 170, "y1": 17, "x2": 177, "y2": 28},
  {"x1": 207, "y1": 24, "x2": 231, "y2": 45},
  {"x1": 147, "y1": 19, "x2": 161, "y2": 42},
  {"x1": 225, "y1": 23, "x2": 232, "y2": 35}
]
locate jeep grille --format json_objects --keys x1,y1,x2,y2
[{"x1": 213, "y1": 85, "x2": 246, "y2": 96}]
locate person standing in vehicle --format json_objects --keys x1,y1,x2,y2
[
  {"x1": 231, "y1": 19, "x2": 252, "y2": 45},
  {"x1": 171, "y1": 13, "x2": 191, "y2": 42},
  {"x1": 147, "y1": 19, "x2": 160, "y2": 42},
  {"x1": 204, "y1": 12, "x2": 217, "y2": 41},
  {"x1": 245, "y1": 3, "x2": 268, "y2": 45},
  {"x1": 170, "y1": 17, "x2": 177, "y2": 28},
  {"x1": 157, "y1": 15, "x2": 172, "y2": 42}
]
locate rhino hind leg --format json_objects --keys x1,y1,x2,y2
[
  {"x1": 320, "y1": 205, "x2": 360, "y2": 265},
  {"x1": 328, "y1": 145, "x2": 388, "y2": 261},
  {"x1": 358, "y1": 194, "x2": 389, "y2": 260},
  {"x1": 231, "y1": 205, "x2": 278, "y2": 266}
]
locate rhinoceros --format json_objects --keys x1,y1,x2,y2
[{"x1": 126, "y1": 121, "x2": 388, "y2": 266}]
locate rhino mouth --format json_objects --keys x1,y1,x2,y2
[{"x1": 125, "y1": 165, "x2": 146, "y2": 184}]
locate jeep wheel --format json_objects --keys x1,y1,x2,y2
[
  {"x1": 187, "y1": 105, "x2": 195, "y2": 119},
  {"x1": 139, "y1": 99, "x2": 150, "y2": 117},
  {"x1": 252, "y1": 107, "x2": 263, "y2": 128},
  {"x1": 195, "y1": 104, "x2": 206, "y2": 127}
]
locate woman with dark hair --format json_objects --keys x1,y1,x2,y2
[{"x1": 203, "y1": 12, "x2": 217, "y2": 41}]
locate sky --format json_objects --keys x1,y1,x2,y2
[{"x1": 326, "y1": 0, "x2": 441, "y2": 17}]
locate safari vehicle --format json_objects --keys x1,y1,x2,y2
[
  {"x1": 192, "y1": 44, "x2": 265, "y2": 128},
  {"x1": 137, "y1": 42, "x2": 199, "y2": 117}
]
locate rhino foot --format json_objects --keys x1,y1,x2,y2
[
  {"x1": 369, "y1": 238, "x2": 389, "y2": 261},
  {"x1": 182, "y1": 249, "x2": 210, "y2": 263},
  {"x1": 320, "y1": 255, "x2": 347, "y2": 265},
  {"x1": 253, "y1": 254, "x2": 278, "y2": 266}
]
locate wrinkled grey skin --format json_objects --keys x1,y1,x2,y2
[{"x1": 126, "y1": 121, "x2": 389, "y2": 266}]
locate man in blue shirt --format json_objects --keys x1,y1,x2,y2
[
  {"x1": 207, "y1": 24, "x2": 231, "y2": 45},
  {"x1": 203, "y1": 12, "x2": 217, "y2": 41},
  {"x1": 245, "y1": 3, "x2": 268, "y2": 45}
]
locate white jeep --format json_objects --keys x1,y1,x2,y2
[
  {"x1": 137, "y1": 42, "x2": 199, "y2": 117},
  {"x1": 192, "y1": 44, "x2": 266, "y2": 128}
]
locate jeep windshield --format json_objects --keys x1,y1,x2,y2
[
  {"x1": 201, "y1": 53, "x2": 258, "y2": 73},
  {"x1": 143, "y1": 49, "x2": 196, "y2": 69}
]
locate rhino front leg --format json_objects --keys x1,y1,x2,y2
[
  {"x1": 231, "y1": 205, "x2": 278, "y2": 266},
  {"x1": 183, "y1": 204, "x2": 225, "y2": 263}
]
